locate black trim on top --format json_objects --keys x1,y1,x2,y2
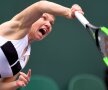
[
  {"x1": 11, "y1": 61, "x2": 22, "y2": 75},
  {"x1": 1, "y1": 41, "x2": 18, "y2": 65}
]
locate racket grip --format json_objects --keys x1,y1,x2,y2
[{"x1": 75, "y1": 11, "x2": 89, "y2": 27}]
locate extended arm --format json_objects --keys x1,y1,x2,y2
[
  {"x1": 0, "y1": 1, "x2": 83, "y2": 40},
  {"x1": 11, "y1": 1, "x2": 72, "y2": 29}
]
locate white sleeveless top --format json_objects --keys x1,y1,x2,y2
[{"x1": 0, "y1": 35, "x2": 31, "y2": 78}]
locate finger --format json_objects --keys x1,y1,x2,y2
[
  {"x1": 16, "y1": 80, "x2": 26, "y2": 87},
  {"x1": 19, "y1": 72, "x2": 29, "y2": 82},
  {"x1": 19, "y1": 75, "x2": 28, "y2": 85},
  {"x1": 27, "y1": 69, "x2": 31, "y2": 81},
  {"x1": 78, "y1": 10, "x2": 84, "y2": 15},
  {"x1": 71, "y1": 8, "x2": 77, "y2": 18},
  {"x1": 72, "y1": 4, "x2": 83, "y2": 12}
]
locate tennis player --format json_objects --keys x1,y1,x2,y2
[{"x1": 0, "y1": 0, "x2": 84, "y2": 90}]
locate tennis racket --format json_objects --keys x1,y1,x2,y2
[{"x1": 75, "y1": 11, "x2": 108, "y2": 66}]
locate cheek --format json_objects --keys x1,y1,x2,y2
[
  {"x1": 31, "y1": 23, "x2": 40, "y2": 33},
  {"x1": 49, "y1": 28, "x2": 52, "y2": 33},
  {"x1": 32, "y1": 19, "x2": 42, "y2": 29},
  {"x1": 32, "y1": 24, "x2": 38, "y2": 30},
  {"x1": 46, "y1": 29, "x2": 52, "y2": 36}
]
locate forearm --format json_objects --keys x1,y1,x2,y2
[
  {"x1": 0, "y1": 81, "x2": 18, "y2": 90},
  {"x1": 12, "y1": 1, "x2": 71, "y2": 27},
  {"x1": 37, "y1": 1, "x2": 71, "y2": 18},
  {"x1": 0, "y1": 69, "x2": 31, "y2": 90}
]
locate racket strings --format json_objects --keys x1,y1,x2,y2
[
  {"x1": 104, "y1": 37, "x2": 108, "y2": 56},
  {"x1": 98, "y1": 32, "x2": 108, "y2": 57}
]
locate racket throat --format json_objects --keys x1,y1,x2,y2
[{"x1": 86, "y1": 23, "x2": 99, "y2": 30}]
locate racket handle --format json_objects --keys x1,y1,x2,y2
[{"x1": 75, "y1": 11, "x2": 89, "y2": 27}]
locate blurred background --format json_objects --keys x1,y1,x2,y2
[{"x1": 0, "y1": 0, "x2": 108, "y2": 90}]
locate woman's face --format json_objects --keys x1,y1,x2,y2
[{"x1": 29, "y1": 13, "x2": 55, "y2": 41}]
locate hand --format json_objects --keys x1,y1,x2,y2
[
  {"x1": 71, "y1": 4, "x2": 84, "y2": 18},
  {"x1": 16, "y1": 69, "x2": 31, "y2": 87}
]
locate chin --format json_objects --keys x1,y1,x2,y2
[
  {"x1": 34, "y1": 35, "x2": 47, "y2": 41},
  {"x1": 34, "y1": 37, "x2": 44, "y2": 41}
]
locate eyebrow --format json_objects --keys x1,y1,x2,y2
[
  {"x1": 44, "y1": 13, "x2": 55, "y2": 19},
  {"x1": 43, "y1": 13, "x2": 55, "y2": 21}
]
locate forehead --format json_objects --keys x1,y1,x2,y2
[{"x1": 42, "y1": 13, "x2": 55, "y2": 20}]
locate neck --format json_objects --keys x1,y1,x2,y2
[{"x1": 28, "y1": 34, "x2": 33, "y2": 44}]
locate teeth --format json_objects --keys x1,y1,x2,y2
[
  {"x1": 43, "y1": 29, "x2": 46, "y2": 32},
  {"x1": 39, "y1": 29, "x2": 46, "y2": 35}
]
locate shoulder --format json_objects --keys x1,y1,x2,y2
[
  {"x1": 0, "y1": 20, "x2": 21, "y2": 35},
  {"x1": 0, "y1": 20, "x2": 29, "y2": 39}
]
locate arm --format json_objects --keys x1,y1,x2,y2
[
  {"x1": 0, "y1": 79, "x2": 19, "y2": 90},
  {"x1": 0, "y1": 1, "x2": 83, "y2": 39},
  {"x1": 11, "y1": 1, "x2": 74, "y2": 29},
  {"x1": 0, "y1": 75, "x2": 18, "y2": 90},
  {"x1": 0, "y1": 69, "x2": 31, "y2": 90}
]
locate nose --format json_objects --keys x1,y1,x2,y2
[{"x1": 45, "y1": 21, "x2": 51, "y2": 30}]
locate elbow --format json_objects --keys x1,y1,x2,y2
[
  {"x1": 36, "y1": 0, "x2": 48, "y2": 7},
  {"x1": 36, "y1": 0, "x2": 48, "y2": 4},
  {"x1": 35, "y1": 0, "x2": 50, "y2": 13}
]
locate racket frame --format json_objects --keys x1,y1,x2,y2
[{"x1": 75, "y1": 11, "x2": 108, "y2": 66}]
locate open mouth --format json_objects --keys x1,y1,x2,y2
[{"x1": 39, "y1": 29, "x2": 46, "y2": 35}]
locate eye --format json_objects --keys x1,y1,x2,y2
[
  {"x1": 50, "y1": 21, "x2": 54, "y2": 26},
  {"x1": 42, "y1": 16, "x2": 47, "y2": 21}
]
